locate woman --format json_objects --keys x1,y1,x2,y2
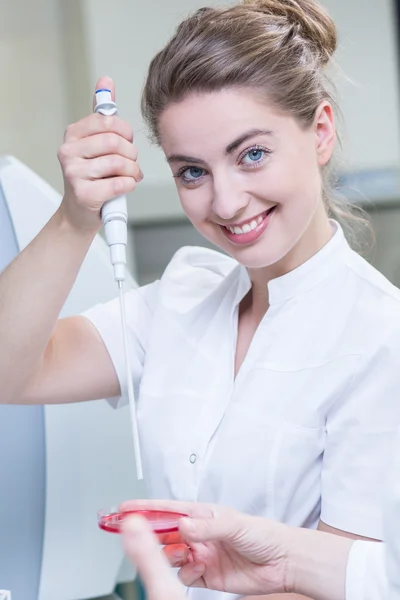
[{"x1": 1, "y1": 1, "x2": 400, "y2": 600}]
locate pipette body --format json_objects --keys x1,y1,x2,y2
[{"x1": 94, "y1": 89, "x2": 127, "y2": 284}]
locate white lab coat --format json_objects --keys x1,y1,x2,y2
[
  {"x1": 84, "y1": 222, "x2": 400, "y2": 600},
  {"x1": 346, "y1": 430, "x2": 400, "y2": 599}
]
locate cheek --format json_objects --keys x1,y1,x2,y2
[
  {"x1": 271, "y1": 150, "x2": 321, "y2": 208},
  {"x1": 250, "y1": 163, "x2": 307, "y2": 207},
  {"x1": 178, "y1": 188, "x2": 210, "y2": 224}
]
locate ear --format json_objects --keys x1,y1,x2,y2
[{"x1": 314, "y1": 101, "x2": 336, "y2": 166}]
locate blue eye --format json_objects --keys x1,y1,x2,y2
[
  {"x1": 242, "y1": 148, "x2": 265, "y2": 164},
  {"x1": 179, "y1": 166, "x2": 206, "y2": 182}
]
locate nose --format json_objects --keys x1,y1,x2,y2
[{"x1": 211, "y1": 174, "x2": 249, "y2": 222}]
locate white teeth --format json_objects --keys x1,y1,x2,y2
[{"x1": 227, "y1": 214, "x2": 266, "y2": 235}]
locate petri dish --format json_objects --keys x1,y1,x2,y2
[{"x1": 97, "y1": 508, "x2": 188, "y2": 535}]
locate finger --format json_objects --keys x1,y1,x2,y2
[
  {"x1": 64, "y1": 114, "x2": 133, "y2": 144},
  {"x1": 162, "y1": 543, "x2": 191, "y2": 567},
  {"x1": 157, "y1": 531, "x2": 185, "y2": 546},
  {"x1": 93, "y1": 75, "x2": 115, "y2": 111},
  {"x1": 75, "y1": 176, "x2": 137, "y2": 206},
  {"x1": 179, "y1": 562, "x2": 207, "y2": 588},
  {"x1": 118, "y1": 498, "x2": 215, "y2": 519},
  {"x1": 70, "y1": 133, "x2": 138, "y2": 162},
  {"x1": 179, "y1": 512, "x2": 240, "y2": 544},
  {"x1": 71, "y1": 155, "x2": 142, "y2": 183},
  {"x1": 123, "y1": 516, "x2": 186, "y2": 599}
]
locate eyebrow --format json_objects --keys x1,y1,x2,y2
[
  {"x1": 225, "y1": 128, "x2": 273, "y2": 154},
  {"x1": 166, "y1": 128, "x2": 273, "y2": 165}
]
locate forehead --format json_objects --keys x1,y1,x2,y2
[{"x1": 158, "y1": 89, "x2": 293, "y2": 155}]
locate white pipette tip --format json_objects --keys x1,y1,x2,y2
[{"x1": 118, "y1": 282, "x2": 144, "y2": 481}]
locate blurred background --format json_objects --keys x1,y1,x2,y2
[{"x1": 0, "y1": 0, "x2": 399, "y2": 598}]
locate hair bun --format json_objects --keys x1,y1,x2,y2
[{"x1": 242, "y1": 0, "x2": 337, "y2": 63}]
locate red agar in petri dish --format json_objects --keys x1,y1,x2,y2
[{"x1": 97, "y1": 509, "x2": 188, "y2": 534}]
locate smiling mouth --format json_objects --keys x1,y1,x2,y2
[{"x1": 223, "y1": 206, "x2": 276, "y2": 235}]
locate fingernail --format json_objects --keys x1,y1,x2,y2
[
  {"x1": 124, "y1": 515, "x2": 145, "y2": 534},
  {"x1": 172, "y1": 550, "x2": 185, "y2": 560}
]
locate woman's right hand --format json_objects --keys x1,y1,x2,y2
[{"x1": 57, "y1": 76, "x2": 142, "y2": 234}]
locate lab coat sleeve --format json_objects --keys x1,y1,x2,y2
[
  {"x1": 384, "y1": 428, "x2": 400, "y2": 598},
  {"x1": 346, "y1": 429, "x2": 400, "y2": 599},
  {"x1": 81, "y1": 281, "x2": 159, "y2": 408},
  {"x1": 320, "y1": 330, "x2": 400, "y2": 540},
  {"x1": 346, "y1": 541, "x2": 388, "y2": 600}
]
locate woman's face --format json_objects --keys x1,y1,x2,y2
[{"x1": 158, "y1": 88, "x2": 335, "y2": 271}]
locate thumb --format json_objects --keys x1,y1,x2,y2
[
  {"x1": 122, "y1": 516, "x2": 185, "y2": 599},
  {"x1": 179, "y1": 512, "x2": 240, "y2": 544},
  {"x1": 93, "y1": 76, "x2": 115, "y2": 110}
]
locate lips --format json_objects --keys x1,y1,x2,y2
[
  {"x1": 223, "y1": 207, "x2": 276, "y2": 236},
  {"x1": 220, "y1": 206, "x2": 276, "y2": 246}
]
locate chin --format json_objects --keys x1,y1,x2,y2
[
  {"x1": 233, "y1": 253, "x2": 284, "y2": 270},
  {"x1": 223, "y1": 242, "x2": 290, "y2": 270},
  {"x1": 198, "y1": 224, "x2": 292, "y2": 269}
]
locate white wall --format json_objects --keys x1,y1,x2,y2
[
  {"x1": 324, "y1": 0, "x2": 400, "y2": 171},
  {"x1": 0, "y1": 0, "x2": 67, "y2": 191}
]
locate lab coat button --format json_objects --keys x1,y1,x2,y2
[{"x1": 189, "y1": 454, "x2": 197, "y2": 464}]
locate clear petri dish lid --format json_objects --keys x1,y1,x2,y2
[{"x1": 97, "y1": 508, "x2": 188, "y2": 534}]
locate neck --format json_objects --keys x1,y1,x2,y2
[{"x1": 246, "y1": 207, "x2": 333, "y2": 316}]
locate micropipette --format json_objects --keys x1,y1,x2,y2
[{"x1": 94, "y1": 88, "x2": 143, "y2": 480}]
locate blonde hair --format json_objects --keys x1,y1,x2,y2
[{"x1": 142, "y1": 0, "x2": 371, "y2": 249}]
